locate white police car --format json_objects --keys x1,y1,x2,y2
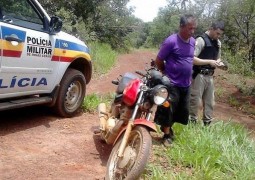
[{"x1": 0, "y1": 0, "x2": 92, "y2": 117}]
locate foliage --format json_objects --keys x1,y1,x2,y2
[
  {"x1": 214, "y1": 86, "x2": 225, "y2": 101},
  {"x1": 218, "y1": 0, "x2": 255, "y2": 61},
  {"x1": 88, "y1": 41, "x2": 117, "y2": 77},
  {"x1": 144, "y1": 122, "x2": 255, "y2": 179},
  {"x1": 40, "y1": 0, "x2": 101, "y2": 19},
  {"x1": 82, "y1": 93, "x2": 114, "y2": 113},
  {"x1": 124, "y1": 21, "x2": 150, "y2": 49},
  {"x1": 144, "y1": 10, "x2": 180, "y2": 48},
  {"x1": 237, "y1": 83, "x2": 255, "y2": 96},
  {"x1": 40, "y1": 0, "x2": 137, "y2": 52},
  {"x1": 38, "y1": 0, "x2": 255, "y2": 83},
  {"x1": 82, "y1": 93, "x2": 101, "y2": 113},
  {"x1": 91, "y1": 0, "x2": 138, "y2": 51},
  {"x1": 222, "y1": 48, "x2": 255, "y2": 77}
]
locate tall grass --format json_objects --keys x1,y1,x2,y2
[
  {"x1": 88, "y1": 41, "x2": 118, "y2": 77},
  {"x1": 144, "y1": 121, "x2": 255, "y2": 179}
]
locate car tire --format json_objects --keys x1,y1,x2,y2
[{"x1": 53, "y1": 68, "x2": 86, "y2": 117}]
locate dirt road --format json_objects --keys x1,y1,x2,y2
[{"x1": 0, "y1": 50, "x2": 254, "y2": 179}]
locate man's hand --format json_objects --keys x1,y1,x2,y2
[
  {"x1": 208, "y1": 60, "x2": 221, "y2": 67},
  {"x1": 155, "y1": 57, "x2": 165, "y2": 73},
  {"x1": 216, "y1": 59, "x2": 228, "y2": 70}
]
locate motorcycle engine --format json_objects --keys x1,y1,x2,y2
[{"x1": 106, "y1": 117, "x2": 116, "y2": 130}]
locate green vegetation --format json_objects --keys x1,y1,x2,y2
[
  {"x1": 39, "y1": 0, "x2": 255, "y2": 78},
  {"x1": 89, "y1": 42, "x2": 118, "y2": 76},
  {"x1": 222, "y1": 49, "x2": 255, "y2": 77},
  {"x1": 82, "y1": 93, "x2": 114, "y2": 113},
  {"x1": 82, "y1": 93, "x2": 101, "y2": 113},
  {"x1": 214, "y1": 86, "x2": 226, "y2": 101},
  {"x1": 144, "y1": 122, "x2": 255, "y2": 179},
  {"x1": 228, "y1": 96, "x2": 240, "y2": 107},
  {"x1": 40, "y1": 0, "x2": 136, "y2": 52},
  {"x1": 237, "y1": 82, "x2": 255, "y2": 96}
]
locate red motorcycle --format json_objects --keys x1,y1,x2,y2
[{"x1": 97, "y1": 65, "x2": 171, "y2": 179}]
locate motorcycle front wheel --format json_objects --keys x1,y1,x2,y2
[{"x1": 106, "y1": 126, "x2": 152, "y2": 180}]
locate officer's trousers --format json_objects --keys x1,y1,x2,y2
[{"x1": 189, "y1": 74, "x2": 215, "y2": 123}]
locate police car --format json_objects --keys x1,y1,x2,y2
[{"x1": 0, "y1": 0, "x2": 92, "y2": 117}]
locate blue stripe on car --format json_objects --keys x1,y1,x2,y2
[{"x1": 55, "y1": 39, "x2": 89, "y2": 53}]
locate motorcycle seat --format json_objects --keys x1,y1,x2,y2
[{"x1": 116, "y1": 72, "x2": 138, "y2": 94}]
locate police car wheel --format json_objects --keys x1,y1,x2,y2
[{"x1": 54, "y1": 68, "x2": 86, "y2": 117}]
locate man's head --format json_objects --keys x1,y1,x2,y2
[
  {"x1": 208, "y1": 21, "x2": 224, "y2": 40},
  {"x1": 179, "y1": 14, "x2": 197, "y2": 40}
]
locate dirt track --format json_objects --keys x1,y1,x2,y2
[{"x1": 0, "y1": 50, "x2": 254, "y2": 179}]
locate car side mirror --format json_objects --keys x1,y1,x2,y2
[{"x1": 49, "y1": 16, "x2": 62, "y2": 34}]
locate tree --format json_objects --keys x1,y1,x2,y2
[
  {"x1": 89, "y1": 0, "x2": 136, "y2": 50},
  {"x1": 218, "y1": 0, "x2": 255, "y2": 61},
  {"x1": 40, "y1": 0, "x2": 137, "y2": 51}
]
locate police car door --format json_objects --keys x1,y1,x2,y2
[{"x1": 0, "y1": 0, "x2": 58, "y2": 98}]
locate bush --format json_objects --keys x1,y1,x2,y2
[
  {"x1": 88, "y1": 42, "x2": 117, "y2": 77},
  {"x1": 222, "y1": 49, "x2": 255, "y2": 77}
]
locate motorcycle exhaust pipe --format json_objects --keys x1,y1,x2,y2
[{"x1": 98, "y1": 103, "x2": 107, "y2": 131}]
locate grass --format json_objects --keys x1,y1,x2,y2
[
  {"x1": 221, "y1": 49, "x2": 255, "y2": 97},
  {"x1": 227, "y1": 96, "x2": 255, "y2": 116},
  {"x1": 88, "y1": 41, "x2": 118, "y2": 77},
  {"x1": 143, "y1": 121, "x2": 255, "y2": 179},
  {"x1": 228, "y1": 96, "x2": 240, "y2": 107},
  {"x1": 82, "y1": 93, "x2": 114, "y2": 113},
  {"x1": 215, "y1": 86, "x2": 226, "y2": 101},
  {"x1": 236, "y1": 82, "x2": 255, "y2": 96}
]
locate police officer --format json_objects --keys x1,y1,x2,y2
[{"x1": 189, "y1": 21, "x2": 227, "y2": 125}]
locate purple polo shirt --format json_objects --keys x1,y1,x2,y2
[{"x1": 157, "y1": 33, "x2": 195, "y2": 87}]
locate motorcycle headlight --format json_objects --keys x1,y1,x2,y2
[{"x1": 151, "y1": 85, "x2": 169, "y2": 105}]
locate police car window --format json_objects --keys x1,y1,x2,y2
[{"x1": 0, "y1": 0, "x2": 44, "y2": 31}]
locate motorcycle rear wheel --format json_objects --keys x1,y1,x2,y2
[{"x1": 106, "y1": 126, "x2": 152, "y2": 180}]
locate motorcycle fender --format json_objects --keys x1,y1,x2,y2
[
  {"x1": 113, "y1": 119, "x2": 157, "y2": 145},
  {"x1": 134, "y1": 119, "x2": 157, "y2": 132}
]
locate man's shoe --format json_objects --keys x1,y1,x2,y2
[
  {"x1": 204, "y1": 121, "x2": 211, "y2": 126},
  {"x1": 162, "y1": 134, "x2": 173, "y2": 147},
  {"x1": 189, "y1": 119, "x2": 197, "y2": 124},
  {"x1": 160, "y1": 126, "x2": 175, "y2": 138}
]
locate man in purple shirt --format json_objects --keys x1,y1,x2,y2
[{"x1": 154, "y1": 14, "x2": 197, "y2": 147}]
